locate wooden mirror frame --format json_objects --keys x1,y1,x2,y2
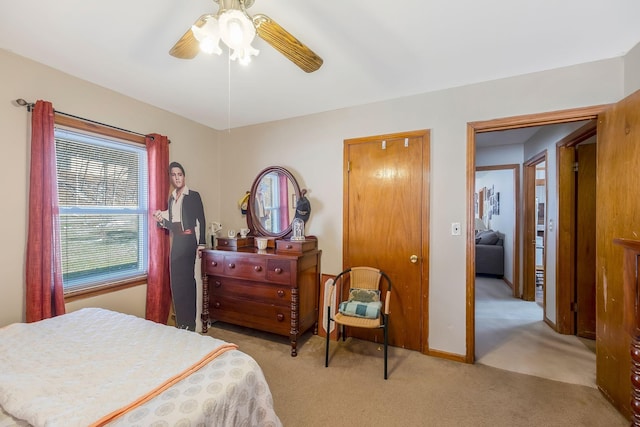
[{"x1": 246, "y1": 166, "x2": 302, "y2": 238}]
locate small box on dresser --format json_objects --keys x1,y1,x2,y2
[{"x1": 215, "y1": 236, "x2": 254, "y2": 251}]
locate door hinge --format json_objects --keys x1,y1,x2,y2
[
  {"x1": 573, "y1": 162, "x2": 578, "y2": 172},
  {"x1": 347, "y1": 161, "x2": 351, "y2": 172}
]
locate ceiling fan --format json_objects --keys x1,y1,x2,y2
[{"x1": 169, "y1": 0, "x2": 323, "y2": 73}]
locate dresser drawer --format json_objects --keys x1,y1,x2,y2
[
  {"x1": 223, "y1": 255, "x2": 267, "y2": 281},
  {"x1": 266, "y1": 259, "x2": 292, "y2": 284},
  {"x1": 203, "y1": 253, "x2": 225, "y2": 275},
  {"x1": 209, "y1": 296, "x2": 291, "y2": 336},
  {"x1": 209, "y1": 277, "x2": 290, "y2": 304}
]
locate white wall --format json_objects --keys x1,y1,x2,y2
[
  {"x1": 3, "y1": 46, "x2": 636, "y2": 357},
  {"x1": 625, "y1": 42, "x2": 640, "y2": 96},
  {"x1": 0, "y1": 49, "x2": 220, "y2": 327}
]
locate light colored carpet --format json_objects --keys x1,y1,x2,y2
[
  {"x1": 475, "y1": 276, "x2": 596, "y2": 388},
  {"x1": 206, "y1": 318, "x2": 625, "y2": 426}
]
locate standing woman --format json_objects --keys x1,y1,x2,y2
[{"x1": 154, "y1": 162, "x2": 205, "y2": 331}]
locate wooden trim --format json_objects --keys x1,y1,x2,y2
[
  {"x1": 466, "y1": 124, "x2": 476, "y2": 363},
  {"x1": 64, "y1": 276, "x2": 147, "y2": 302},
  {"x1": 469, "y1": 105, "x2": 608, "y2": 132},
  {"x1": 55, "y1": 114, "x2": 146, "y2": 145},
  {"x1": 421, "y1": 131, "x2": 431, "y2": 355},
  {"x1": 523, "y1": 151, "x2": 547, "y2": 302},
  {"x1": 427, "y1": 348, "x2": 467, "y2": 363}
]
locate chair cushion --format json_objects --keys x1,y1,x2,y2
[{"x1": 339, "y1": 300, "x2": 382, "y2": 319}]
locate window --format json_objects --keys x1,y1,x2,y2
[{"x1": 54, "y1": 127, "x2": 148, "y2": 294}]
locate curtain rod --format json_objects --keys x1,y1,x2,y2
[{"x1": 14, "y1": 98, "x2": 152, "y2": 140}]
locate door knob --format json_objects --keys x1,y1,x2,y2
[{"x1": 410, "y1": 255, "x2": 418, "y2": 263}]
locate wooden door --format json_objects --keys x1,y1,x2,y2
[
  {"x1": 596, "y1": 89, "x2": 640, "y2": 418},
  {"x1": 344, "y1": 130, "x2": 430, "y2": 352},
  {"x1": 575, "y1": 143, "x2": 596, "y2": 338}
]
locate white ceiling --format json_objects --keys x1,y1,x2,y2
[{"x1": 2, "y1": 1, "x2": 639, "y2": 130}]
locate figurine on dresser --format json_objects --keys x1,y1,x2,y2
[{"x1": 154, "y1": 162, "x2": 206, "y2": 331}]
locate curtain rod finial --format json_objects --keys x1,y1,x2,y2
[{"x1": 14, "y1": 98, "x2": 34, "y2": 111}]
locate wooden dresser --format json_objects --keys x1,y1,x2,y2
[
  {"x1": 201, "y1": 239, "x2": 321, "y2": 356},
  {"x1": 614, "y1": 238, "x2": 640, "y2": 425}
]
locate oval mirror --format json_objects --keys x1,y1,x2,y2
[{"x1": 246, "y1": 166, "x2": 302, "y2": 238}]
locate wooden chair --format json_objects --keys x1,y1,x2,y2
[{"x1": 324, "y1": 266, "x2": 392, "y2": 379}]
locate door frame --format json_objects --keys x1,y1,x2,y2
[
  {"x1": 344, "y1": 130, "x2": 431, "y2": 353},
  {"x1": 466, "y1": 104, "x2": 608, "y2": 363},
  {"x1": 523, "y1": 151, "x2": 547, "y2": 303},
  {"x1": 556, "y1": 120, "x2": 598, "y2": 334}
]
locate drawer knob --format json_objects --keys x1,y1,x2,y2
[
  {"x1": 274, "y1": 267, "x2": 283, "y2": 274},
  {"x1": 214, "y1": 280, "x2": 222, "y2": 288},
  {"x1": 276, "y1": 313, "x2": 285, "y2": 322},
  {"x1": 277, "y1": 290, "x2": 285, "y2": 297},
  {"x1": 214, "y1": 302, "x2": 221, "y2": 308},
  {"x1": 210, "y1": 261, "x2": 218, "y2": 267},
  {"x1": 228, "y1": 263, "x2": 236, "y2": 269},
  {"x1": 254, "y1": 265, "x2": 263, "y2": 272},
  {"x1": 286, "y1": 244, "x2": 293, "y2": 249}
]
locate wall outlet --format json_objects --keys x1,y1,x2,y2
[{"x1": 451, "y1": 222, "x2": 461, "y2": 236}]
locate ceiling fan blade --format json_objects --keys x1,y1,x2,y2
[
  {"x1": 169, "y1": 15, "x2": 210, "y2": 59},
  {"x1": 253, "y1": 14, "x2": 323, "y2": 73}
]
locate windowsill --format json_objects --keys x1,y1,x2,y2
[{"x1": 63, "y1": 275, "x2": 147, "y2": 302}]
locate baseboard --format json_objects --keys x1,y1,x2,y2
[{"x1": 426, "y1": 348, "x2": 468, "y2": 363}]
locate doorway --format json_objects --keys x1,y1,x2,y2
[
  {"x1": 523, "y1": 153, "x2": 547, "y2": 304},
  {"x1": 466, "y1": 105, "x2": 605, "y2": 363}
]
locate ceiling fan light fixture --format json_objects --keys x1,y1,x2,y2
[
  {"x1": 191, "y1": 17, "x2": 222, "y2": 55},
  {"x1": 232, "y1": 46, "x2": 260, "y2": 65},
  {"x1": 218, "y1": 9, "x2": 259, "y2": 60}
]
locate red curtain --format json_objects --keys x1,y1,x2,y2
[
  {"x1": 145, "y1": 133, "x2": 171, "y2": 323},
  {"x1": 25, "y1": 100, "x2": 65, "y2": 322},
  {"x1": 279, "y1": 174, "x2": 289, "y2": 231}
]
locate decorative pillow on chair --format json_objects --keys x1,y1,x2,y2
[
  {"x1": 339, "y1": 288, "x2": 382, "y2": 319},
  {"x1": 348, "y1": 288, "x2": 380, "y2": 303}
]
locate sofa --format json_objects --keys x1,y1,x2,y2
[{"x1": 475, "y1": 230, "x2": 504, "y2": 277}]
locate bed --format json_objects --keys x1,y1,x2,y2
[{"x1": 0, "y1": 308, "x2": 282, "y2": 427}]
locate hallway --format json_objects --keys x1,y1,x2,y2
[{"x1": 475, "y1": 276, "x2": 596, "y2": 388}]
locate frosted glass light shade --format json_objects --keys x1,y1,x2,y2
[
  {"x1": 218, "y1": 9, "x2": 259, "y2": 62},
  {"x1": 191, "y1": 17, "x2": 222, "y2": 55}
]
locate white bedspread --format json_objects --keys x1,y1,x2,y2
[{"x1": 0, "y1": 308, "x2": 281, "y2": 427}]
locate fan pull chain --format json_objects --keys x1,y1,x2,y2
[{"x1": 227, "y1": 47, "x2": 231, "y2": 132}]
